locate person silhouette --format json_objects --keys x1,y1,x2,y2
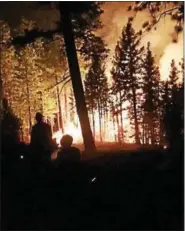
[
  {"x1": 57, "y1": 134, "x2": 81, "y2": 163},
  {"x1": 30, "y1": 112, "x2": 53, "y2": 163}
]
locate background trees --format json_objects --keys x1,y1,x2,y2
[
  {"x1": 84, "y1": 35, "x2": 109, "y2": 141},
  {"x1": 111, "y1": 20, "x2": 144, "y2": 144},
  {"x1": 142, "y1": 42, "x2": 160, "y2": 145},
  {"x1": 1, "y1": 3, "x2": 183, "y2": 149},
  {"x1": 163, "y1": 59, "x2": 183, "y2": 149}
]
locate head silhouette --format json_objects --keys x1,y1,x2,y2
[
  {"x1": 35, "y1": 112, "x2": 43, "y2": 123},
  {"x1": 60, "y1": 134, "x2": 73, "y2": 148}
]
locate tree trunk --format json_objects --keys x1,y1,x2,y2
[
  {"x1": 115, "y1": 112, "x2": 121, "y2": 144},
  {"x1": 98, "y1": 102, "x2": 102, "y2": 142},
  {"x1": 56, "y1": 76, "x2": 64, "y2": 133},
  {"x1": 142, "y1": 117, "x2": 145, "y2": 145},
  {"x1": 59, "y1": 7, "x2": 96, "y2": 152},
  {"x1": 111, "y1": 103, "x2": 117, "y2": 142},
  {"x1": 151, "y1": 119, "x2": 155, "y2": 145},
  {"x1": 119, "y1": 91, "x2": 124, "y2": 143},
  {"x1": 64, "y1": 88, "x2": 67, "y2": 125},
  {"x1": 132, "y1": 90, "x2": 140, "y2": 144},
  {"x1": 25, "y1": 65, "x2": 32, "y2": 132},
  {"x1": 103, "y1": 111, "x2": 107, "y2": 141},
  {"x1": 0, "y1": 28, "x2": 4, "y2": 120},
  {"x1": 92, "y1": 109, "x2": 95, "y2": 139},
  {"x1": 112, "y1": 114, "x2": 117, "y2": 142}
]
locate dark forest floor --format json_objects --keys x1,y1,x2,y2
[{"x1": 1, "y1": 147, "x2": 184, "y2": 230}]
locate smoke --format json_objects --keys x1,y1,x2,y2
[
  {"x1": 159, "y1": 32, "x2": 183, "y2": 82},
  {"x1": 97, "y1": 2, "x2": 183, "y2": 80}
]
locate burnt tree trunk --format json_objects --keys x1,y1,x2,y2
[{"x1": 59, "y1": 7, "x2": 96, "y2": 152}]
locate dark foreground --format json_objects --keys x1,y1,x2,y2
[{"x1": 2, "y1": 147, "x2": 184, "y2": 230}]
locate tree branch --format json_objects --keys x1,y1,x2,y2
[
  {"x1": 139, "y1": 5, "x2": 182, "y2": 38},
  {"x1": 155, "y1": 6, "x2": 181, "y2": 25},
  {"x1": 45, "y1": 73, "x2": 70, "y2": 91},
  {"x1": 59, "y1": 79, "x2": 71, "y2": 94},
  {"x1": 12, "y1": 28, "x2": 61, "y2": 46}
]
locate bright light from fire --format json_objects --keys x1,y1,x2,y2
[{"x1": 52, "y1": 122, "x2": 82, "y2": 146}]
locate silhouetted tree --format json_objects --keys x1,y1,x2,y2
[
  {"x1": 84, "y1": 35, "x2": 108, "y2": 141},
  {"x1": 142, "y1": 42, "x2": 160, "y2": 145},
  {"x1": 163, "y1": 59, "x2": 182, "y2": 148},
  {"x1": 84, "y1": 64, "x2": 98, "y2": 137},
  {"x1": 111, "y1": 19, "x2": 144, "y2": 144},
  {"x1": 1, "y1": 98, "x2": 21, "y2": 155},
  {"x1": 58, "y1": 2, "x2": 105, "y2": 152},
  {"x1": 68, "y1": 88, "x2": 76, "y2": 125}
]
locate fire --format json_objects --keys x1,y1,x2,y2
[
  {"x1": 159, "y1": 33, "x2": 183, "y2": 82},
  {"x1": 52, "y1": 105, "x2": 133, "y2": 146},
  {"x1": 52, "y1": 122, "x2": 82, "y2": 146}
]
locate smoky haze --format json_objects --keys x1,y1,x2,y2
[
  {"x1": 0, "y1": 1, "x2": 183, "y2": 80},
  {"x1": 97, "y1": 2, "x2": 183, "y2": 81}
]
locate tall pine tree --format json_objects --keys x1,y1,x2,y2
[
  {"x1": 111, "y1": 19, "x2": 144, "y2": 144},
  {"x1": 142, "y1": 42, "x2": 160, "y2": 145},
  {"x1": 163, "y1": 59, "x2": 181, "y2": 148},
  {"x1": 84, "y1": 36, "x2": 109, "y2": 141}
]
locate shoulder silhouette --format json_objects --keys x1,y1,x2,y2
[
  {"x1": 57, "y1": 134, "x2": 81, "y2": 162},
  {"x1": 31, "y1": 112, "x2": 52, "y2": 152}
]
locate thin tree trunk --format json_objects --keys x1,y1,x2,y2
[
  {"x1": 59, "y1": 7, "x2": 96, "y2": 152},
  {"x1": 115, "y1": 95, "x2": 121, "y2": 144},
  {"x1": 112, "y1": 114, "x2": 117, "y2": 142},
  {"x1": 56, "y1": 76, "x2": 64, "y2": 133},
  {"x1": 132, "y1": 90, "x2": 140, "y2": 144},
  {"x1": 25, "y1": 65, "x2": 32, "y2": 132},
  {"x1": 99, "y1": 113, "x2": 102, "y2": 142},
  {"x1": 111, "y1": 103, "x2": 117, "y2": 142},
  {"x1": 142, "y1": 117, "x2": 145, "y2": 145},
  {"x1": 64, "y1": 88, "x2": 68, "y2": 130},
  {"x1": 92, "y1": 107, "x2": 95, "y2": 138},
  {"x1": 103, "y1": 111, "x2": 107, "y2": 141},
  {"x1": 98, "y1": 102, "x2": 102, "y2": 142},
  {"x1": 115, "y1": 112, "x2": 121, "y2": 144},
  {"x1": 0, "y1": 46, "x2": 3, "y2": 119},
  {"x1": 146, "y1": 123, "x2": 150, "y2": 144},
  {"x1": 0, "y1": 27, "x2": 4, "y2": 118},
  {"x1": 119, "y1": 91, "x2": 124, "y2": 143},
  {"x1": 151, "y1": 118, "x2": 155, "y2": 145}
]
